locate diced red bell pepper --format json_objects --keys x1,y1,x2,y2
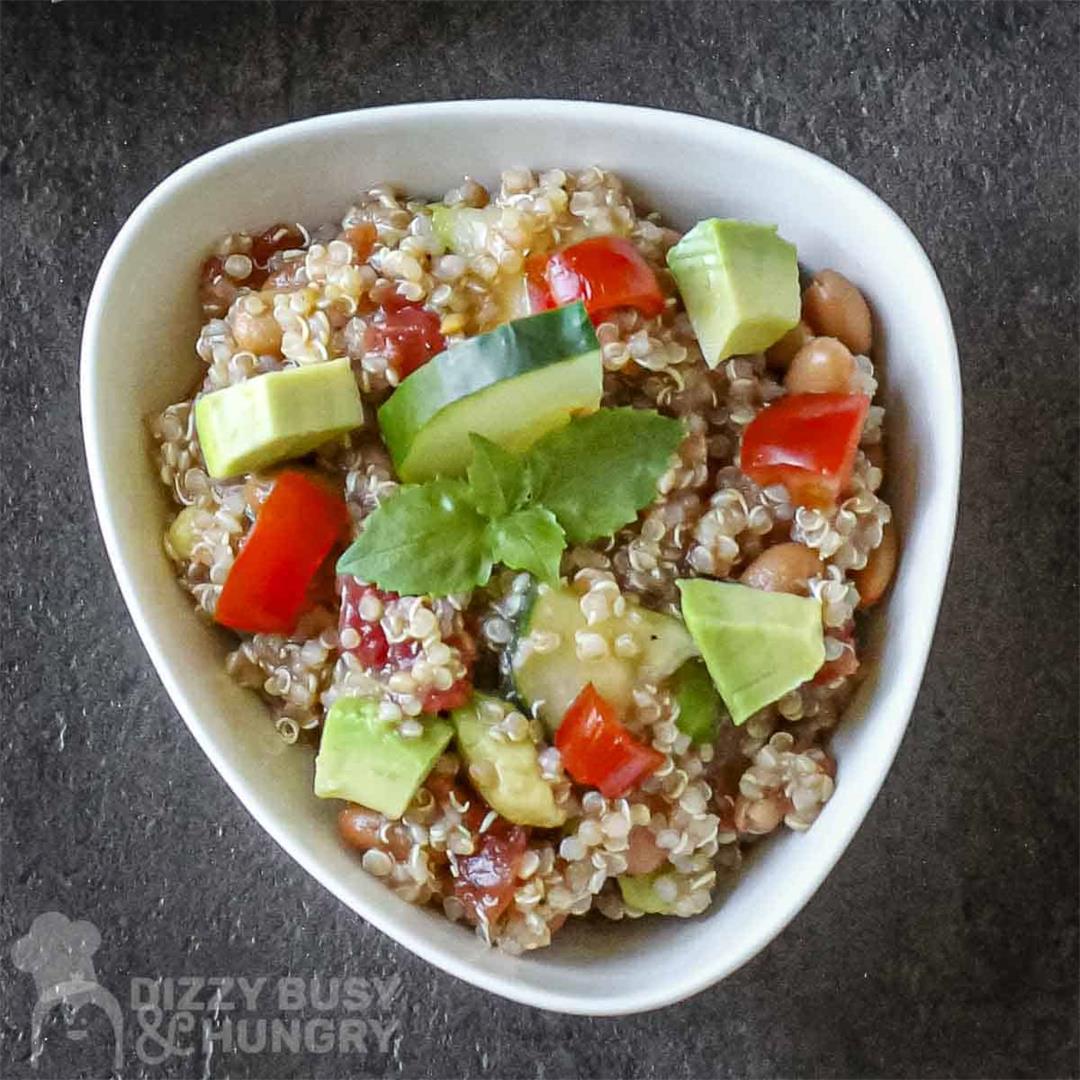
[
  {"x1": 364, "y1": 304, "x2": 445, "y2": 379},
  {"x1": 453, "y1": 823, "x2": 529, "y2": 925},
  {"x1": 525, "y1": 236, "x2": 665, "y2": 319},
  {"x1": 216, "y1": 471, "x2": 349, "y2": 635},
  {"x1": 555, "y1": 683, "x2": 664, "y2": 798},
  {"x1": 740, "y1": 393, "x2": 870, "y2": 509}
]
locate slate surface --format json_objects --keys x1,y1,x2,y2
[{"x1": 1, "y1": 3, "x2": 1077, "y2": 1078}]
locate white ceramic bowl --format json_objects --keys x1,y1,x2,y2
[{"x1": 81, "y1": 100, "x2": 961, "y2": 1015}]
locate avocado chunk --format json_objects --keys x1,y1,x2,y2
[
  {"x1": 671, "y1": 659, "x2": 722, "y2": 745},
  {"x1": 314, "y1": 697, "x2": 452, "y2": 819},
  {"x1": 667, "y1": 219, "x2": 800, "y2": 367},
  {"x1": 452, "y1": 695, "x2": 565, "y2": 828},
  {"x1": 511, "y1": 583, "x2": 699, "y2": 733},
  {"x1": 377, "y1": 304, "x2": 602, "y2": 483},
  {"x1": 195, "y1": 357, "x2": 364, "y2": 479},
  {"x1": 676, "y1": 579, "x2": 824, "y2": 726},
  {"x1": 618, "y1": 871, "x2": 678, "y2": 915}
]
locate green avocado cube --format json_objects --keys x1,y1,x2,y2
[
  {"x1": 195, "y1": 357, "x2": 364, "y2": 479},
  {"x1": 676, "y1": 579, "x2": 825, "y2": 726},
  {"x1": 314, "y1": 698, "x2": 452, "y2": 819},
  {"x1": 667, "y1": 219, "x2": 800, "y2": 367},
  {"x1": 452, "y1": 695, "x2": 565, "y2": 828}
]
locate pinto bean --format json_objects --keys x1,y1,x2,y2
[
  {"x1": 337, "y1": 804, "x2": 411, "y2": 860},
  {"x1": 853, "y1": 523, "x2": 897, "y2": 608},
  {"x1": 802, "y1": 270, "x2": 872, "y2": 355}
]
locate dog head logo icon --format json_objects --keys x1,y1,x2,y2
[{"x1": 11, "y1": 912, "x2": 123, "y2": 1070}]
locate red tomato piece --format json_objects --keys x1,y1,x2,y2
[
  {"x1": 740, "y1": 393, "x2": 870, "y2": 509},
  {"x1": 364, "y1": 305, "x2": 446, "y2": 379},
  {"x1": 421, "y1": 631, "x2": 475, "y2": 713},
  {"x1": 198, "y1": 255, "x2": 239, "y2": 318},
  {"x1": 251, "y1": 223, "x2": 306, "y2": 268},
  {"x1": 453, "y1": 825, "x2": 529, "y2": 925},
  {"x1": 555, "y1": 684, "x2": 664, "y2": 798},
  {"x1": 338, "y1": 579, "x2": 395, "y2": 668},
  {"x1": 526, "y1": 236, "x2": 665, "y2": 319},
  {"x1": 338, "y1": 583, "x2": 474, "y2": 713},
  {"x1": 216, "y1": 471, "x2": 349, "y2": 635},
  {"x1": 342, "y1": 222, "x2": 377, "y2": 262},
  {"x1": 524, "y1": 254, "x2": 556, "y2": 313}
]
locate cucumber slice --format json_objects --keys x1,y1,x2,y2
[
  {"x1": 378, "y1": 303, "x2": 602, "y2": 482},
  {"x1": 511, "y1": 583, "x2": 698, "y2": 732},
  {"x1": 431, "y1": 205, "x2": 497, "y2": 256},
  {"x1": 452, "y1": 695, "x2": 565, "y2": 827}
]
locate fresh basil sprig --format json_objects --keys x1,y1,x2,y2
[{"x1": 337, "y1": 409, "x2": 683, "y2": 596}]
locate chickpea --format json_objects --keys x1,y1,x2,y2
[
  {"x1": 765, "y1": 320, "x2": 813, "y2": 369},
  {"x1": 802, "y1": 269, "x2": 872, "y2": 356},
  {"x1": 740, "y1": 543, "x2": 823, "y2": 596},
  {"x1": 734, "y1": 795, "x2": 784, "y2": 836},
  {"x1": 231, "y1": 293, "x2": 283, "y2": 355},
  {"x1": 853, "y1": 522, "x2": 897, "y2": 609},
  {"x1": 784, "y1": 336, "x2": 856, "y2": 395}
]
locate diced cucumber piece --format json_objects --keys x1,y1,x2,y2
[
  {"x1": 667, "y1": 219, "x2": 800, "y2": 367},
  {"x1": 314, "y1": 697, "x2": 452, "y2": 819},
  {"x1": 452, "y1": 695, "x2": 565, "y2": 828},
  {"x1": 431, "y1": 205, "x2": 497, "y2": 256},
  {"x1": 378, "y1": 303, "x2": 602, "y2": 483},
  {"x1": 618, "y1": 871, "x2": 678, "y2": 914},
  {"x1": 676, "y1": 578, "x2": 824, "y2": 726},
  {"x1": 511, "y1": 583, "x2": 698, "y2": 732},
  {"x1": 194, "y1": 357, "x2": 364, "y2": 479}
]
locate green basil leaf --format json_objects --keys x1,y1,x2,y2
[
  {"x1": 336, "y1": 479, "x2": 493, "y2": 596},
  {"x1": 527, "y1": 408, "x2": 684, "y2": 543},
  {"x1": 487, "y1": 506, "x2": 565, "y2": 584},
  {"x1": 467, "y1": 434, "x2": 531, "y2": 519}
]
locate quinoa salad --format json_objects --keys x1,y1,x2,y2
[{"x1": 150, "y1": 167, "x2": 897, "y2": 954}]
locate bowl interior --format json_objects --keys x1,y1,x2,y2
[{"x1": 82, "y1": 102, "x2": 960, "y2": 1014}]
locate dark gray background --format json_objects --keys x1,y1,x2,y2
[{"x1": 2, "y1": 2, "x2": 1077, "y2": 1078}]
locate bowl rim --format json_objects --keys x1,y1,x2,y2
[{"x1": 80, "y1": 99, "x2": 962, "y2": 1015}]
